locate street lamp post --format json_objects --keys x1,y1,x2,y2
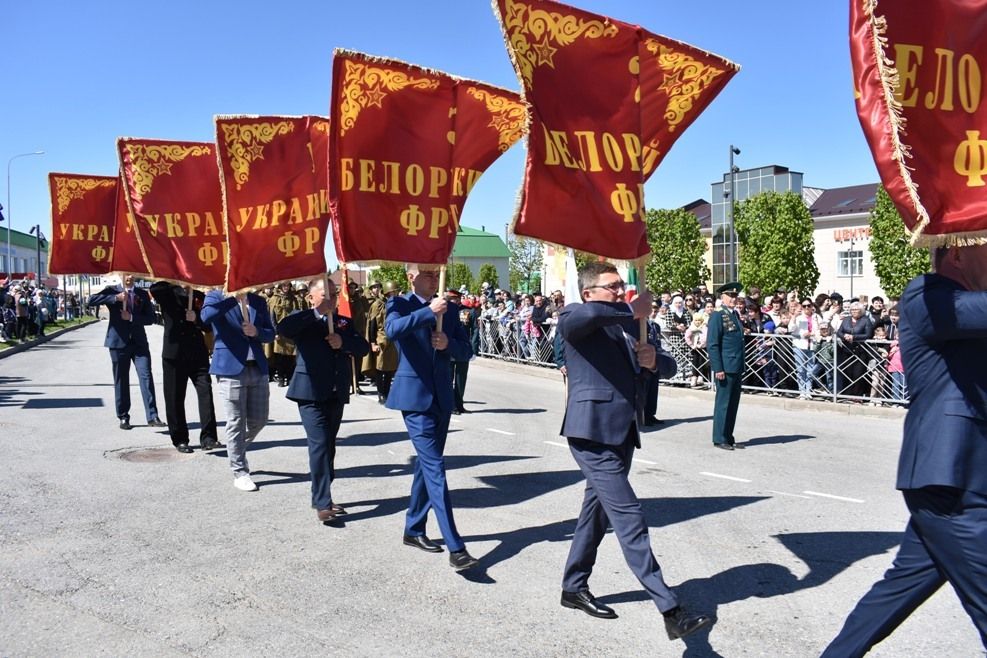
[
  {"x1": 728, "y1": 145, "x2": 741, "y2": 282},
  {"x1": 6, "y1": 151, "x2": 45, "y2": 279}
]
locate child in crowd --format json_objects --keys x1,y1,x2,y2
[
  {"x1": 887, "y1": 328, "x2": 906, "y2": 405},
  {"x1": 867, "y1": 324, "x2": 890, "y2": 405},
  {"x1": 813, "y1": 323, "x2": 836, "y2": 393},
  {"x1": 684, "y1": 315, "x2": 708, "y2": 388}
]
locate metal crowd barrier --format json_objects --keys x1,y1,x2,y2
[{"x1": 475, "y1": 318, "x2": 909, "y2": 407}]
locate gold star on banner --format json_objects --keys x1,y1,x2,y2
[
  {"x1": 151, "y1": 160, "x2": 173, "y2": 176},
  {"x1": 246, "y1": 142, "x2": 265, "y2": 160},
  {"x1": 363, "y1": 84, "x2": 386, "y2": 108},
  {"x1": 532, "y1": 37, "x2": 558, "y2": 67},
  {"x1": 659, "y1": 70, "x2": 683, "y2": 94},
  {"x1": 489, "y1": 114, "x2": 511, "y2": 132}
]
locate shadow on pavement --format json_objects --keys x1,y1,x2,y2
[
  {"x1": 600, "y1": 530, "x2": 903, "y2": 657},
  {"x1": 743, "y1": 434, "x2": 814, "y2": 447}
]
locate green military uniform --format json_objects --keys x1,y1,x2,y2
[
  {"x1": 367, "y1": 282, "x2": 400, "y2": 404},
  {"x1": 707, "y1": 282, "x2": 746, "y2": 450}
]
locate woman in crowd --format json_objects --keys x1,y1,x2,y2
[
  {"x1": 788, "y1": 297, "x2": 822, "y2": 399},
  {"x1": 662, "y1": 295, "x2": 692, "y2": 383}
]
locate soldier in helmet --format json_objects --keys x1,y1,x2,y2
[{"x1": 367, "y1": 280, "x2": 401, "y2": 404}]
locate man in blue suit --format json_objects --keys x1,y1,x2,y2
[
  {"x1": 278, "y1": 277, "x2": 369, "y2": 524},
  {"x1": 557, "y1": 261, "x2": 711, "y2": 641},
  {"x1": 823, "y1": 244, "x2": 987, "y2": 656},
  {"x1": 201, "y1": 289, "x2": 275, "y2": 492},
  {"x1": 385, "y1": 264, "x2": 478, "y2": 571},
  {"x1": 88, "y1": 274, "x2": 164, "y2": 430}
]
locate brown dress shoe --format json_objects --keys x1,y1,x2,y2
[{"x1": 317, "y1": 508, "x2": 337, "y2": 523}]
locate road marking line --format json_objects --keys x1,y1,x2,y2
[
  {"x1": 699, "y1": 471, "x2": 752, "y2": 483},
  {"x1": 488, "y1": 428, "x2": 515, "y2": 435},
  {"x1": 803, "y1": 491, "x2": 865, "y2": 503},
  {"x1": 633, "y1": 458, "x2": 657, "y2": 465},
  {"x1": 544, "y1": 441, "x2": 568, "y2": 448},
  {"x1": 387, "y1": 450, "x2": 396, "y2": 456},
  {"x1": 766, "y1": 490, "x2": 813, "y2": 499}
]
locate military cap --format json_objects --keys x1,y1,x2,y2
[
  {"x1": 382, "y1": 281, "x2": 400, "y2": 294},
  {"x1": 715, "y1": 281, "x2": 743, "y2": 296},
  {"x1": 445, "y1": 288, "x2": 461, "y2": 298},
  {"x1": 369, "y1": 281, "x2": 382, "y2": 289}
]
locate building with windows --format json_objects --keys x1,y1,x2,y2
[
  {"x1": 449, "y1": 225, "x2": 510, "y2": 289},
  {"x1": 0, "y1": 226, "x2": 49, "y2": 279},
  {"x1": 710, "y1": 165, "x2": 807, "y2": 289}
]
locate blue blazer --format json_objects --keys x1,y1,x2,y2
[
  {"x1": 200, "y1": 291, "x2": 275, "y2": 376},
  {"x1": 558, "y1": 301, "x2": 675, "y2": 445},
  {"x1": 897, "y1": 273, "x2": 987, "y2": 495},
  {"x1": 88, "y1": 285, "x2": 155, "y2": 349},
  {"x1": 384, "y1": 293, "x2": 472, "y2": 413},
  {"x1": 277, "y1": 309, "x2": 369, "y2": 403}
]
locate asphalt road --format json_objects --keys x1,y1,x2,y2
[{"x1": 0, "y1": 321, "x2": 983, "y2": 657}]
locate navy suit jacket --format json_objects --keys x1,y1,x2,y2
[
  {"x1": 277, "y1": 309, "x2": 370, "y2": 403},
  {"x1": 897, "y1": 273, "x2": 987, "y2": 495},
  {"x1": 200, "y1": 291, "x2": 275, "y2": 376},
  {"x1": 384, "y1": 293, "x2": 472, "y2": 413},
  {"x1": 558, "y1": 301, "x2": 675, "y2": 445},
  {"x1": 88, "y1": 285, "x2": 155, "y2": 349}
]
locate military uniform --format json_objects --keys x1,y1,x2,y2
[
  {"x1": 367, "y1": 282, "x2": 400, "y2": 404},
  {"x1": 269, "y1": 283, "x2": 304, "y2": 386},
  {"x1": 707, "y1": 282, "x2": 746, "y2": 450}
]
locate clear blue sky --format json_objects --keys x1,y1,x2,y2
[{"x1": 3, "y1": 0, "x2": 877, "y2": 266}]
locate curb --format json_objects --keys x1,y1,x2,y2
[
  {"x1": 0, "y1": 319, "x2": 101, "y2": 360},
  {"x1": 472, "y1": 356, "x2": 907, "y2": 419}
]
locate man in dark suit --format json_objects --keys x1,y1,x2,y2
[
  {"x1": 557, "y1": 261, "x2": 711, "y2": 641},
  {"x1": 823, "y1": 244, "x2": 987, "y2": 656},
  {"x1": 707, "y1": 282, "x2": 746, "y2": 450},
  {"x1": 385, "y1": 264, "x2": 478, "y2": 571},
  {"x1": 278, "y1": 277, "x2": 369, "y2": 524},
  {"x1": 446, "y1": 288, "x2": 473, "y2": 414},
  {"x1": 201, "y1": 289, "x2": 275, "y2": 492},
  {"x1": 88, "y1": 274, "x2": 164, "y2": 430},
  {"x1": 148, "y1": 281, "x2": 219, "y2": 453}
]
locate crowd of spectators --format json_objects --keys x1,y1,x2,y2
[{"x1": 0, "y1": 278, "x2": 66, "y2": 342}]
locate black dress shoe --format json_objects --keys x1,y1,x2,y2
[
  {"x1": 403, "y1": 534, "x2": 443, "y2": 553},
  {"x1": 451, "y1": 408, "x2": 461, "y2": 415},
  {"x1": 714, "y1": 443, "x2": 734, "y2": 451},
  {"x1": 663, "y1": 607, "x2": 712, "y2": 640},
  {"x1": 561, "y1": 590, "x2": 618, "y2": 619},
  {"x1": 456, "y1": 406, "x2": 469, "y2": 414},
  {"x1": 732, "y1": 443, "x2": 746, "y2": 449},
  {"x1": 645, "y1": 415, "x2": 663, "y2": 426},
  {"x1": 175, "y1": 443, "x2": 193, "y2": 454},
  {"x1": 119, "y1": 419, "x2": 132, "y2": 430},
  {"x1": 449, "y1": 549, "x2": 479, "y2": 571},
  {"x1": 200, "y1": 440, "x2": 222, "y2": 451},
  {"x1": 147, "y1": 418, "x2": 166, "y2": 427}
]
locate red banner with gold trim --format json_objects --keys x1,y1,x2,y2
[
  {"x1": 118, "y1": 138, "x2": 227, "y2": 286},
  {"x1": 494, "y1": 0, "x2": 738, "y2": 259},
  {"x1": 851, "y1": 0, "x2": 987, "y2": 245},
  {"x1": 47, "y1": 173, "x2": 117, "y2": 275},
  {"x1": 111, "y1": 174, "x2": 152, "y2": 276},
  {"x1": 328, "y1": 50, "x2": 526, "y2": 264},
  {"x1": 216, "y1": 115, "x2": 331, "y2": 292}
]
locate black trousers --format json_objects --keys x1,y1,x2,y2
[
  {"x1": 451, "y1": 360, "x2": 469, "y2": 409},
  {"x1": 162, "y1": 356, "x2": 217, "y2": 446}
]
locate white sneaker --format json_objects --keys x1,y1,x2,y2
[{"x1": 233, "y1": 475, "x2": 258, "y2": 492}]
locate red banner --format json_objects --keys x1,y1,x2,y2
[
  {"x1": 851, "y1": 0, "x2": 987, "y2": 245},
  {"x1": 47, "y1": 173, "x2": 117, "y2": 275},
  {"x1": 118, "y1": 138, "x2": 227, "y2": 286},
  {"x1": 111, "y1": 175, "x2": 152, "y2": 276},
  {"x1": 494, "y1": 0, "x2": 738, "y2": 259},
  {"x1": 328, "y1": 50, "x2": 526, "y2": 264},
  {"x1": 216, "y1": 115, "x2": 331, "y2": 292}
]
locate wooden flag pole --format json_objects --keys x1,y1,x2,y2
[
  {"x1": 637, "y1": 261, "x2": 648, "y2": 346},
  {"x1": 323, "y1": 271, "x2": 334, "y2": 334},
  {"x1": 436, "y1": 265, "x2": 447, "y2": 332}
]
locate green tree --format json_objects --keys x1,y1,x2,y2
[
  {"x1": 643, "y1": 207, "x2": 710, "y2": 294},
  {"x1": 508, "y1": 236, "x2": 543, "y2": 293},
  {"x1": 370, "y1": 263, "x2": 407, "y2": 291},
  {"x1": 446, "y1": 262, "x2": 474, "y2": 292},
  {"x1": 869, "y1": 185, "x2": 930, "y2": 298},
  {"x1": 477, "y1": 263, "x2": 499, "y2": 290},
  {"x1": 735, "y1": 191, "x2": 820, "y2": 296}
]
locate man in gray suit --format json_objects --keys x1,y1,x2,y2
[
  {"x1": 556, "y1": 261, "x2": 711, "y2": 641},
  {"x1": 823, "y1": 243, "x2": 987, "y2": 656}
]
